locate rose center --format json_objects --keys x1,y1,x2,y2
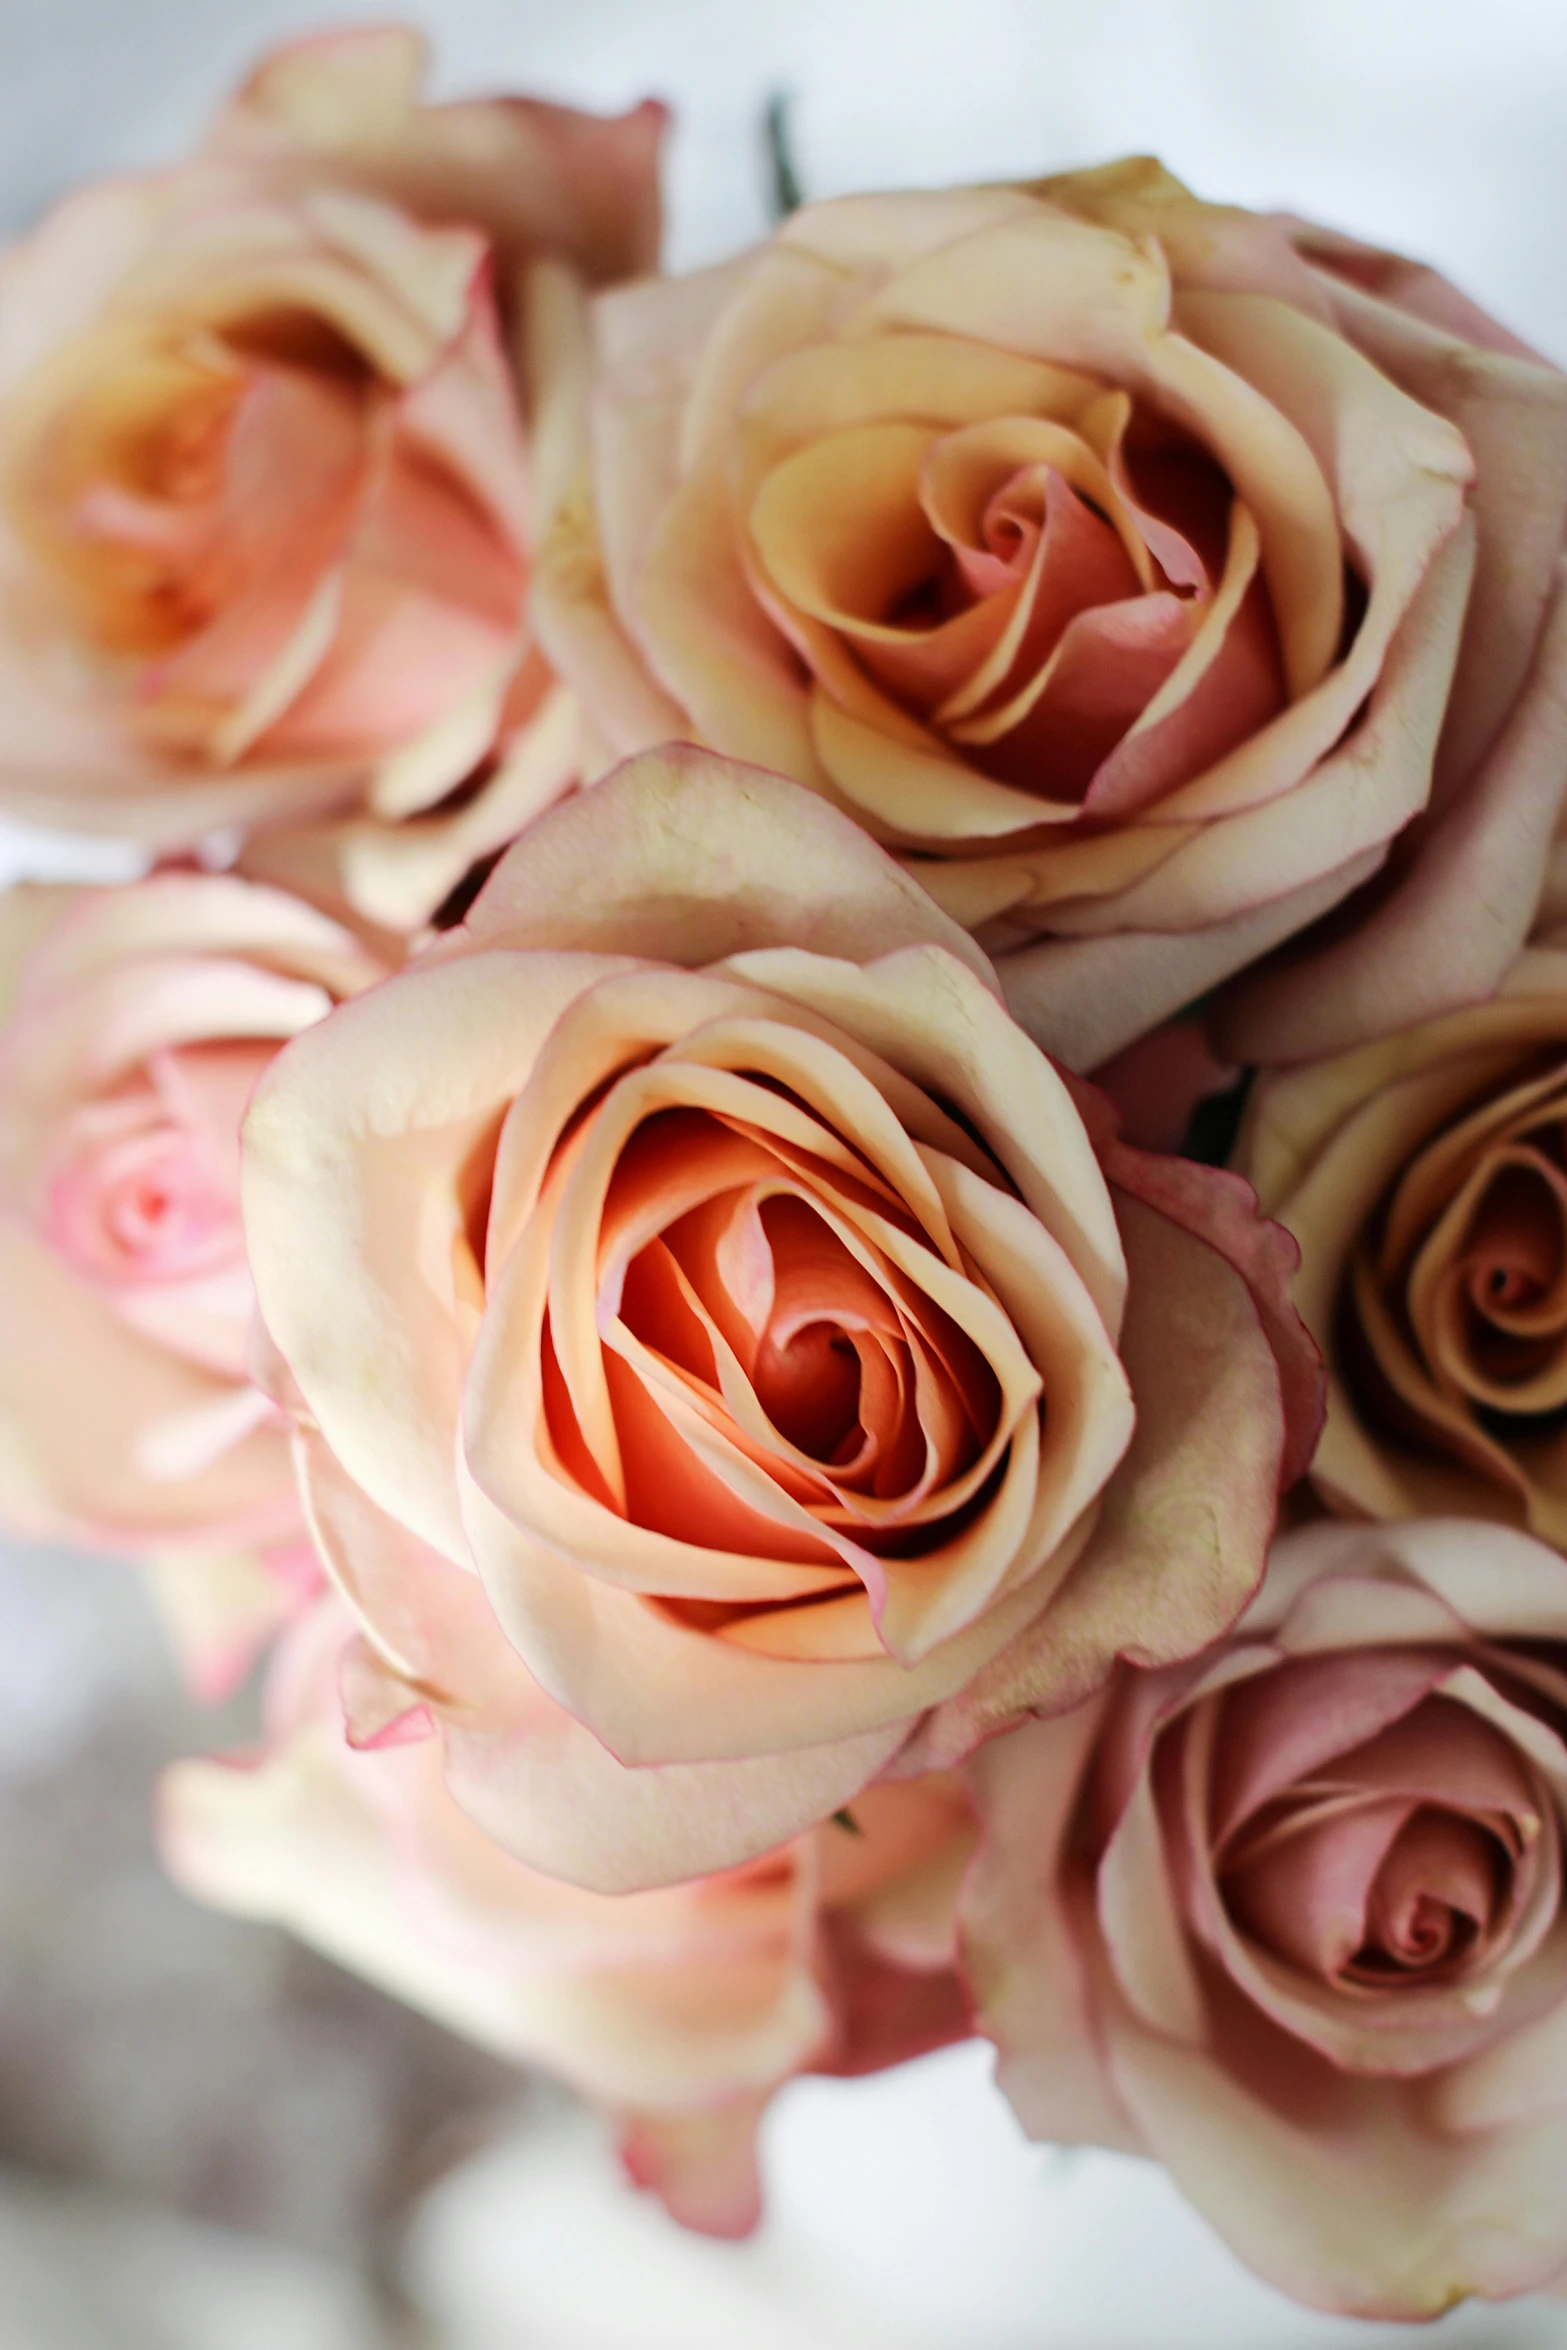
[
  {"x1": 47, "y1": 1121, "x2": 241, "y2": 1287},
  {"x1": 1346, "y1": 1807, "x2": 1506, "y2": 1984},
  {"x1": 752, "y1": 1320, "x2": 863, "y2": 1463}
]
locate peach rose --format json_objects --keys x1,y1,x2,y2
[
  {"x1": 0, "y1": 29, "x2": 664, "y2": 929},
  {"x1": 1235, "y1": 946, "x2": 1567, "y2": 1545},
  {"x1": 240, "y1": 745, "x2": 1318, "y2": 1890},
  {"x1": 0, "y1": 869, "x2": 383, "y2": 1689},
  {"x1": 963, "y1": 1517, "x2": 1567, "y2": 2316},
  {"x1": 160, "y1": 1594, "x2": 975, "y2": 2238},
  {"x1": 534, "y1": 159, "x2": 1567, "y2": 1071}
]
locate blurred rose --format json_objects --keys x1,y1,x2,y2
[
  {"x1": 0, "y1": 28, "x2": 664, "y2": 929},
  {"x1": 1236, "y1": 947, "x2": 1567, "y2": 1544},
  {"x1": 241, "y1": 744, "x2": 1318, "y2": 1890},
  {"x1": 964, "y1": 1517, "x2": 1567, "y2": 2315},
  {"x1": 161, "y1": 1594, "x2": 975, "y2": 2237},
  {"x1": 535, "y1": 159, "x2": 1567, "y2": 1070},
  {"x1": 0, "y1": 870, "x2": 383, "y2": 1691}
]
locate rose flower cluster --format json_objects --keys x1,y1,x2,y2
[{"x1": 3, "y1": 27, "x2": 1567, "y2": 2320}]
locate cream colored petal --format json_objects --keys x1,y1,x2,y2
[
  {"x1": 241, "y1": 948, "x2": 629, "y2": 1561},
  {"x1": 1215, "y1": 563, "x2": 1567, "y2": 1063},
  {"x1": 1306, "y1": 260, "x2": 1567, "y2": 797},
  {"x1": 630, "y1": 443, "x2": 822, "y2": 780},
  {"x1": 206, "y1": 25, "x2": 428, "y2": 150},
  {"x1": 0, "y1": 1207, "x2": 293, "y2": 1551},
  {"x1": 457, "y1": 743, "x2": 997, "y2": 987},
  {"x1": 532, "y1": 459, "x2": 692, "y2": 757},
  {"x1": 961, "y1": 1702, "x2": 1146, "y2": 2153},
  {"x1": 302, "y1": 1428, "x2": 906, "y2": 1892},
  {"x1": 457, "y1": 1430, "x2": 1086, "y2": 1767},
  {"x1": 731, "y1": 334, "x2": 1100, "y2": 499},
  {"x1": 9, "y1": 869, "x2": 375, "y2": 1000}
]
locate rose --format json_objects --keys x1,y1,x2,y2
[
  {"x1": 962, "y1": 1517, "x2": 1567, "y2": 2316},
  {"x1": 534, "y1": 157, "x2": 1567, "y2": 1071},
  {"x1": 240, "y1": 743, "x2": 1319, "y2": 1890},
  {"x1": 0, "y1": 869, "x2": 383, "y2": 1690},
  {"x1": 0, "y1": 28, "x2": 663, "y2": 931},
  {"x1": 160, "y1": 1594, "x2": 976, "y2": 2239},
  {"x1": 1234, "y1": 946, "x2": 1567, "y2": 1545}
]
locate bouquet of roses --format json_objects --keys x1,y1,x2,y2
[{"x1": 3, "y1": 26, "x2": 1567, "y2": 2316}]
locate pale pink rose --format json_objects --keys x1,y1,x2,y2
[
  {"x1": 0, "y1": 870, "x2": 383, "y2": 1688},
  {"x1": 1235, "y1": 947, "x2": 1567, "y2": 1546},
  {"x1": 160, "y1": 1593, "x2": 975, "y2": 2237},
  {"x1": 534, "y1": 158, "x2": 1567, "y2": 1070},
  {"x1": 0, "y1": 28, "x2": 664, "y2": 930},
  {"x1": 963, "y1": 1518, "x2": 1567, "y2": 2317},
  {"x1": 240, "y1": 744, "x2": 1319, "y2": 1891}
]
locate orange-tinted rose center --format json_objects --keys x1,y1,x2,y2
[
  {"x1": 751, "y1": 397, "x2": 1291, "y2": 818},
  {"x1": 539, "y1": 1099, "x2": 1007, "y2": 1574},
  {"x1": 1341, "y1": 1073, "x2": 1567, "y2": 1489}
]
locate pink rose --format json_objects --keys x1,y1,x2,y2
[
  {"x1": 160, "y1": 1593, "x2": 975, "y2": 2238},
  {"x1": 0, "y1": 870, "x2": 383, "y2": 1689},
  {"x1": 0, "y1": 29, "x2": 664, "y2": 930},
  {"x1": 240, "y1": 744, "x2": 1318, "y2": 1890},
  {"x1": 963, "y1": 1517, "x2": 1567, "y2": 2316},
  {"x1": 535, "y1": 159, "x2": 1567, "y2": 1070}
]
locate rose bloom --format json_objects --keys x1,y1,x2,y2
[
  {"x1": 0, "y1": 869, "x2": 383, "y2": 1695},
  {"x1": 0, "y1": 28, "x2": 664, "y2": 930},
  {"x1": 241, "y1": 743, "x2": 1318, "y2": 1891},
  {"x1": 160, "y1": 1594, "x2": 975, "y2": 2238},
  {"x1": 963, "y1": 1518, "x2": 1567, "y2": 2316},
  {"x1": 534, "y1": 158, "x2": 1567, "y2": 1071},
  {"x1": 1234, "y1": 945, "x2": 1567, "y2": 1546}
]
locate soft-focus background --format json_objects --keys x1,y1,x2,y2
[{"x1": 3, "y1": 2, "x2": 1567, "y2": 2342}]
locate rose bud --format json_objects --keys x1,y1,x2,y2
[
  {"x1": 239, "y1": 744, "x2": 1319, "y2": 1890},
  {"x1": 0, "y1": 870, "x2": 384, "y2": 1693},
  {"x1": 963, "y1": 1517, "x2": 1567, "y2": 2316},
  {"x1": 160, "y1": 1594, "x2": 976, "y2": 2238},
  {"x1": 0, "y1": 28, "x2": 665, "y2": 931},
  {"x1": 534, "y1": 158, "x2": 1567, "y2": 1069}
]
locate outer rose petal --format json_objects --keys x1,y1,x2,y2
[
  {"x1": 300, "y1": 1433, "x2": 909, "y2": 1893},
  {"x1": 618, "y1": 2100, "x2": 769, "y2": 2240},
  {"x1": 447, "y1": 741, "x2": 997, "y2": 988},
  {"x1": 141, "y1": 1539, "x2": 321, "y2": 1706},
  {"x1": 0, "y1": 1208, "x2": 293, "y2": 1553},
  {"x1": 162, "y1": 1589, "x2": 974, "y2": 2238},
  {"x1": 207, "y1": 27, "x2": 666, "y2": 288},
  {"x1": 961, "y1": 1704, "x2": 1142, "y2": 2152},
  {"x1": 159, "y1": 1667, "x2": 831, "y2": 2116},
  {"x1": 901, "y1": 1181, "x2": 1293, "y2": 1764},
  {"x1": 1213, "y1": 566, "x2": 1567, "y2": 1063}
]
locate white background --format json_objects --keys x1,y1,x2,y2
[{"x1": 2, "y1": 2, "x2": 1567, "y2": 2342}]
